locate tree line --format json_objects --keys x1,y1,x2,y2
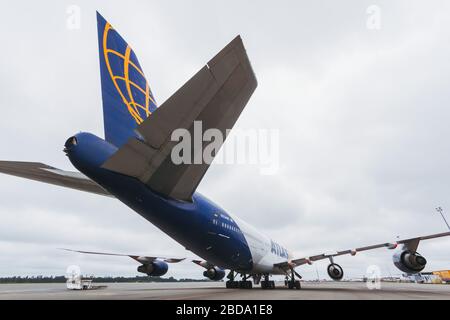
[{"x1": 0, "y1": 276, "x2": 212, "y2": 284}]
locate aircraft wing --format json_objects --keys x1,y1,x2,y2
[
  {"x1": 62, "y1": 249, "x2": 185, "y2": 264},
  {"x1": 275, "y1": 231, "x2": 450, "y2": 270},
  {"x1": 102, "y1": 35, "x2": 257, "y2": 201},
  {"x1": 0, "y1": 161, "x2": 112, "y2": 197}
]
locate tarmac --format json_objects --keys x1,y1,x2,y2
[{"x1": 0, "y1": 281, "x2": 448, "y2": 300}]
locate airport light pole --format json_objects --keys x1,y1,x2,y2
[
  {"x1": 315, "y1": 265, "x2": 320, "y2": 282},
  {"x1": 435, "y1": 207, "x2": 450, "y2": 231}
]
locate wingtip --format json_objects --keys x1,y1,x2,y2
[{"x1": 232, "y1": 34, "x2": 243, "y2": 46}]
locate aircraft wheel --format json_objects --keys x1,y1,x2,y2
[
  {"x1": 261, "y1": 276, "x2": 275, "y2": 289},
  {"x1": 239, "y1": 281, "x2": 252, "y2": 289},
  {"x1": 288, "y1": 280, "x2": 301, "y2": 289},
  {"x1": 226, "y1": 281, "x2": 239, "y2": 289}
]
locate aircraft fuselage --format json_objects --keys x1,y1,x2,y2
[{"x1": 65, "y1": 132, "x2": 291, "y2": 275}]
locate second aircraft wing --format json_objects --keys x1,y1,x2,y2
[
  {"x1": 61, "y1": 248, "x2": 185, "y2": 264},
  {"x1": 275, "y1": 231, "x2": 450, "y2": 269}
]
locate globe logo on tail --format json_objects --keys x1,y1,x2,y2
[{"x1": 102, "y1": 22, "x2": 156, "y2": 125}]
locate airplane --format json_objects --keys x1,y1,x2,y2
[{"x1": 0, "y1": 12, "x2": 449, "y2": 290}]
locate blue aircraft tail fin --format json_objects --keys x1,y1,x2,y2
[{"x1": 96, "y1": 12, "x2": 157, "y2": 147}]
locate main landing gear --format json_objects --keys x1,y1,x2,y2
[
  {"x1": 226, "y1": 270, "x2": 238, "y2": 288},
  {"x1": 239, "y1": 274, "x2": 253, "y2": 289},
  {"x1": 286, "y1": 268, "x2": 301, "y2": 290},
  {"x1": 225, "y1": 271, "x2": 300, "y2": 290},
  {"x1": 225, "y1": 271, "x2": 252, "y2": 289},
  {"x1": 260, "y1": 274, "x2": 275, "y2": 290}
]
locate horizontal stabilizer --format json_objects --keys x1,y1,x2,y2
[
  {"x1": 102, "y1": 35, "x2": 257, "y2": 201},
  {"x1": 0, "y1": 161, "x2": 112, "y2": 197}
]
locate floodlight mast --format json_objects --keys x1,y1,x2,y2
[{"x1": 435, "y1": 207, "x2": 450, "y2": 231}]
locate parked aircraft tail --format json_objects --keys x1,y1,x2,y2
[{"x1": 96, "y1": 12, "x2": 157, "y2": 148}]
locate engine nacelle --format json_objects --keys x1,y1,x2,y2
[
  {"x1": 393, "y1": 250, "x2": 427, "y2": 273},
  {"x1": 137, "y1": 260, "x2": 169, "y2": 277},
  {"x1": 327, "y1": 263, "x2": 344, "y2": 281},
  {"x1": 203, "y1": 267, "x2": 226, "y2": 281}
]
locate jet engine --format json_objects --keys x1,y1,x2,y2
[
  {"x1": 137, "y1": 260, "x2": 169, "y2": 276},
  {"x1": 327, "y1": 263, "x2": 344, "y2": 281},
  {"x1": 203, "y1": 267, "x2": 226, "y2": 281},
  {"x1": 393, "y1": 250, "x2": 427, "y2": 273}
]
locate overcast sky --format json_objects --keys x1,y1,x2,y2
[{"x1": 0, "y1": 0, "x2": 449, "y2": 280}]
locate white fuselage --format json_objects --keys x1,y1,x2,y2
[{"x1": 230, "y1": 214, "x2": 293, "y2": 275}]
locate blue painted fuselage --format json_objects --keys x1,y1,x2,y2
[{"x1": 65, "y1": 132, "x2": 253, "y2": 271}]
